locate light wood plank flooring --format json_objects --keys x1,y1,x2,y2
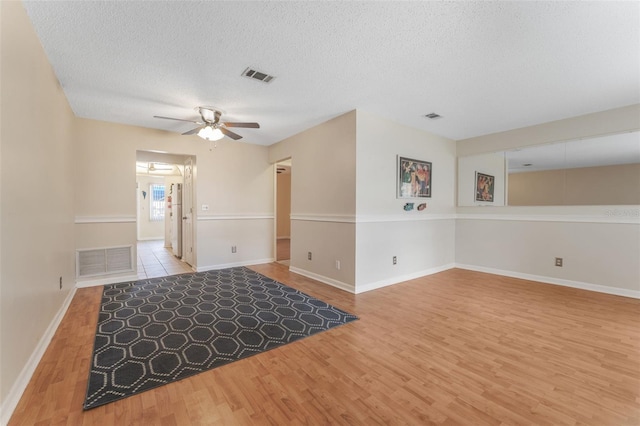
[
  {"x1": 9, "y1": 266, "x2": 640, "y2": 425},
  {"x1": 276, "y1": 238, "x2": 290, "y2": 262}
]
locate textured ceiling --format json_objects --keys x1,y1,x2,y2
[{"x1": 22, "y1": 1, "x2": 640, "y2": 146}]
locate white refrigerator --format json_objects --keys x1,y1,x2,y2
[{"x1": 170, "y1": 183, "x2": 182, "y2": 258}]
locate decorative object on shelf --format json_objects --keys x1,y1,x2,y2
[
  {"x1": 475, "y1": 172, "x2": 495, "y2": 202},
  {"x1": 417, "y1": 203, "x2": 427, "y2": 211},
  {"x1": 397, "y1": 156, "x2": 431, "y2": 198},
  {"x1": 403, "y1": 202, "x2": 415, "y2": 211}
]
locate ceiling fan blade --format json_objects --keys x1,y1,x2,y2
[
  {"x1": 154, "y1": 115, "x2": 202, "y2": 124},
  {"x1": 219, "y1": 127, "x2": 243, "y2": 140},
  {"x1": 182, "y1": 126, "x2": 203, "y2": 135},
  {"x1": 222, "y1": 122, "x2": 260, "y2": 128}
]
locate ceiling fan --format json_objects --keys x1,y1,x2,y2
[
  {"x1": 154, "y1": 107, "x2": 260, "y2": 141},
  {"x1": 136, "y1": 162, "x2": 174, "y2": 172}
]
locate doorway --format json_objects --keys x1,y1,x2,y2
[
  {"x1": 275, "y1": 159, "x2": 292, "y2": 265},
  {"x1": 136, "y1": 151, "x2": 196, "y2": 276}
]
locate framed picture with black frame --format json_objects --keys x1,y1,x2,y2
[
  {"x1": 397, "y1": 156, "x2": 431, "y2": 198},
  {"x1": 475, "y1": 172, "x2": 495, "y2": 202}
]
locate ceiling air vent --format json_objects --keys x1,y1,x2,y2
[
  {"x1": 424, "y1": 113, "x2": 442, "y2": 120},
  {"x1": 242, "y1": 67, "x2": 275, "y2": 83}
]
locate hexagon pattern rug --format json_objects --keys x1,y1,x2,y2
[{"x1": 84, "y1": 266, "x2": 357, "y2": 410}]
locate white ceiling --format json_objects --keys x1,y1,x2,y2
[{"x1": 22, "y1": 1, "x2": 640, "y2": 146}]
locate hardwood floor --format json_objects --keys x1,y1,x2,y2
[
  {"x1": 276, "y1": 238, "x2": 290, "y2": 261},
  {"x1": 9, "y1": 266, "x2": 640, "y2": 425}
]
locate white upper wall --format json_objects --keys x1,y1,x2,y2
[
  {"x1": 356, "y1": 110, "x2": 456, "y2": 216},
  {"x1": 457, "y1": 153, "x2": 506, "y2": 206}
]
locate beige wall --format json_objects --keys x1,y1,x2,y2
[
  {"x1": 276, "y1": 173, "x2": 291, "y2": 238},
  {"x1": 74, "y1": 118, "x2": 274, "y2": 272},
  {"x1": 509, "y1": 163, "x2": 640, "y2": 206},
  {"x1": 1, "y1": 1, "x2": 76, "y2": 408},
  {"x1": 269, "y1": 111, "x2": 357, "y2": 289},
  {"x1": 270, "y1": 111, "x2": 356, "y2": 216},
  {"x1": 456, "y1": 106, "x2": 640, "y2": 294}
]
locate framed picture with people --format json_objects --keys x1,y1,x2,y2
[
  {"x1": 475, "y1": 172, "x2": 495, "y2": 202},
  {"x1": 397, "y1": 156, "x2": 431, "y2": 198}
]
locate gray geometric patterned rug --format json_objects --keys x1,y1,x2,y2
[{"x1": 84, "y1": 266, "x2": 357, "y2": 410}]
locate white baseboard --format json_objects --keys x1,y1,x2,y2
[
  {"x1": 455, "y1": 263, "x2": 640, "y2": 299},
  {"x1": 136, "y1": 237, "x2": 163, "y2": 241},
  {"x1": 196, "y1": 258, "x2": 275, "y2": 273},
  {"x1": 0, "y1": 287, "x2": 77, "y2": 426},
  {"x1": 75, "y1": 273, "x2": 139, "y2": 288},
  {"x1": 288, "y1": 267, "x2": 355, "y2": 294},
  {"x1": 355, "y1": 263, "x2": 456, "y2": 294}
]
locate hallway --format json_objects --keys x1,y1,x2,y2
[{"x1": 137, "y1": 240, "x2": 193, "y2": 279}]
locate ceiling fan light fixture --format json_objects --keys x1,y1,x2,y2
[{"x1": 198, "y1": 126, "x2": 224, "y2": 141}]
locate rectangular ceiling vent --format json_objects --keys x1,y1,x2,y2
[
  {"x1": 424, "y1": 112, "x2": 443, "y2": 120},
  {"x1": 242, "y1": 67, "x2": 275, "y2": 83},
  {"x1": 77, "y1": 246, "x2": 133, "y2": 278}
]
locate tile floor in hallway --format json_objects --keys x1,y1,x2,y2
[{"x1": 137, "y1": 239, "x2": 193, "y2": 279}]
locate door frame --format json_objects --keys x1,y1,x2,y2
[
  {"x1": 182, "y1": 157, "x2": 195, "y2": 267},
  {"x1": 273, "y1": 158, "x2": 292, "y2": 264},
  {"x1": 135, "y1": 151, "x2": 196, "y2": 270}
]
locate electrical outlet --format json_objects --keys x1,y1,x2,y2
[
  {"x1": 308, "y1": 252, "x2": 312, "y2": 261},
  {"x1": 232, "y1": 246, "x2": 237, "y2": 253},
  {"x1": 59, "y1": 276, "x2": 62, "y2": 289},
  {"x1": 555, "y1": 257, "x2": 563, "y2": 267},
  {"x1": 393, "y1": 256, "x2": 397, "y2": 265},
  {"x1": 335, "y1": 260, "x2": 341, "y2": 270}
]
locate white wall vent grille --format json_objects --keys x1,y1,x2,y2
[{"x1": 77, "y1": 246, "x2": 133, "y2": 278}]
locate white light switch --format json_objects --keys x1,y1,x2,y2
[{"x1": 201, "y1": 204, "x2": 209, "y2": 211}]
